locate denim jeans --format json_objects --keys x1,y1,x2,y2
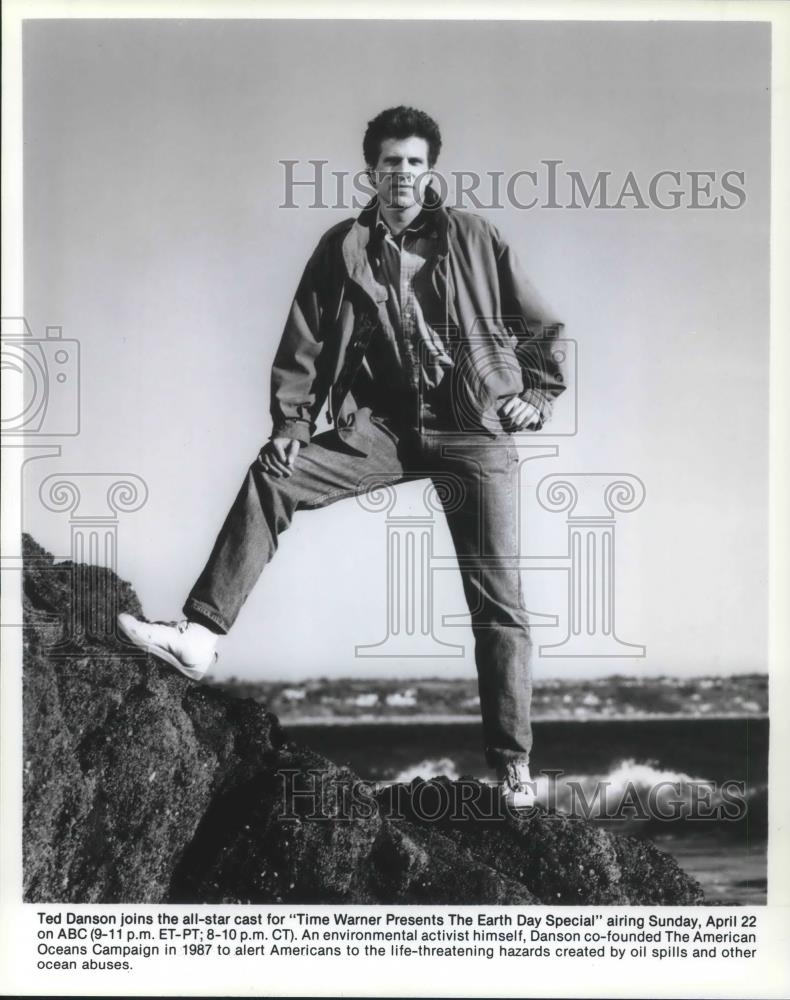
[{"x1": 184, "y1": 413, "x2": 532, "y2": 769}]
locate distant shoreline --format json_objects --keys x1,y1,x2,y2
[{"x1": 280, "y1": 711, "x2": 769, "y2": 727}]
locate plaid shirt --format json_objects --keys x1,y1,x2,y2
[{"x1": 350, "y1": 207, "x2": 454, "y2": 425}]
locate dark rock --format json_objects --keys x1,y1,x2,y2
[
  {"x1": 376, "y1": 779, "x2": 703, "y2": 905},
  {"x1": 22, "y1": 534, "x2": 703, "y2": 905}
]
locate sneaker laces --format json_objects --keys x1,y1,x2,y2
[
  {"x1": 502, "y1": 760, "x2": 532, "y2": 793},
  {"x1": 149, "y1": 619, "x2": 189, "y2": 634}
]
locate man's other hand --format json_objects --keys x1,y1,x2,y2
[
  {"x1": 499, "y1": 395, "x2": 541, "y2": 431},
  {"x1": 258, "y1": 437, "x2": 302, "y2": 477}
]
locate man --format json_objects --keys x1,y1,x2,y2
[{"x1": 119, "y1": 107, "x2": 566, "y2": 807}]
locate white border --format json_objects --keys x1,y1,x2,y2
[{"x1": 1, "y1": 2, "x2": 788, "y2": 997}]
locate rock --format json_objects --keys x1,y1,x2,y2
[
  {"x1": 376, "y1": 779, "x2": 703, "y2": 905},
  {"x1": 21, "y1": 534, "x2": 703, "y2": 904},
  {"x1": 22, "y1": 537, "x2": 285, "y2": 903}
]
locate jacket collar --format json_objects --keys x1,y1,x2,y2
[
  {"x1": 372, "y1": 203, "x2": 440, "y2": 244},
  {"x1": 341, "y1": 186, "x2": 450, "y2": 305}
]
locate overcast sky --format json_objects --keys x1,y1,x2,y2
[{"x1": 22, "y1": 18, "x2": 769, "y2": 681}]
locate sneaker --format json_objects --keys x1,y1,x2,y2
[
  {"x1": 498, "y1": 759, "x2": 537, "y2": 810},
  {"x1": 117, "y1": 613, "x2": 218, "y2": 681}
]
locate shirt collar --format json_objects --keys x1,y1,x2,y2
[{"x1": 373, "y1": 204, "x2": 439, "y2": 243}]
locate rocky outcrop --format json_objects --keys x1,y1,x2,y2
[{"x1": 22, "y1": 534, "x2": 703, "y2": 905}]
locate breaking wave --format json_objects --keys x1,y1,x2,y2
[{"x1": 391, "y1": 756, "x2": 766, "y2": 833}]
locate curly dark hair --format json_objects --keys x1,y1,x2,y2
[{"x1": 363, "y1": 106, "x2": 442, "y2": 168}]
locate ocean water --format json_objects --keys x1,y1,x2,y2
[{"x1": 284, "y1": 716, "x2": 768, "y2": 905}]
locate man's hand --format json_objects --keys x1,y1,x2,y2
[
  {"x1": 258, "y1": 437, "x2": 302, "y2": 478},
  {"x1": 499, "y1": 395, "x2": 541, "y2": 431}
]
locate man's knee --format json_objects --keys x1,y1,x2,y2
[{"x1": 471, "y1": 598, "x2": 530, "y2": 631}]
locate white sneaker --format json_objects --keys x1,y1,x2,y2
[
  {"x1": 117, "y1": 613, "x2": 218, "y2": 681},
  {"x1": 498, "y1": 759, "x2": 537, "y2": 810}
]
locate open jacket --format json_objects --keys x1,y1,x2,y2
[{"x1": 270, "y1": 188, "x2": 566, "y2": 454}]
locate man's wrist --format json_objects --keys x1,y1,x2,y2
[
  {"x1": 517, "y1": 388, "x2": 551, "y2": 429},
  {"x1": 271, "y1": 419, "x2": 311, "y2": 445}
]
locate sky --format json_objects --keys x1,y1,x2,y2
[{"x1": 21, "y1": 18, "x2": 770, "y2": 681}]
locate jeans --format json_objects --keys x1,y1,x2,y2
[{"x1": 184, "y1": 413, "x2": 532, "y2": 769}]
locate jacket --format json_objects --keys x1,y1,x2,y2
[{"x1": 270, "y1": 187, "x2": 566, "y2": 454}]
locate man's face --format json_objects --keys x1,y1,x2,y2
[{"x1": 369, "y1": 136, "x2": 432, "y2": 211}]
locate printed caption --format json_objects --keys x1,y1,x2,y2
[{"x1": 33, "y1": 908, "x2": 760, "y2": 970}]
